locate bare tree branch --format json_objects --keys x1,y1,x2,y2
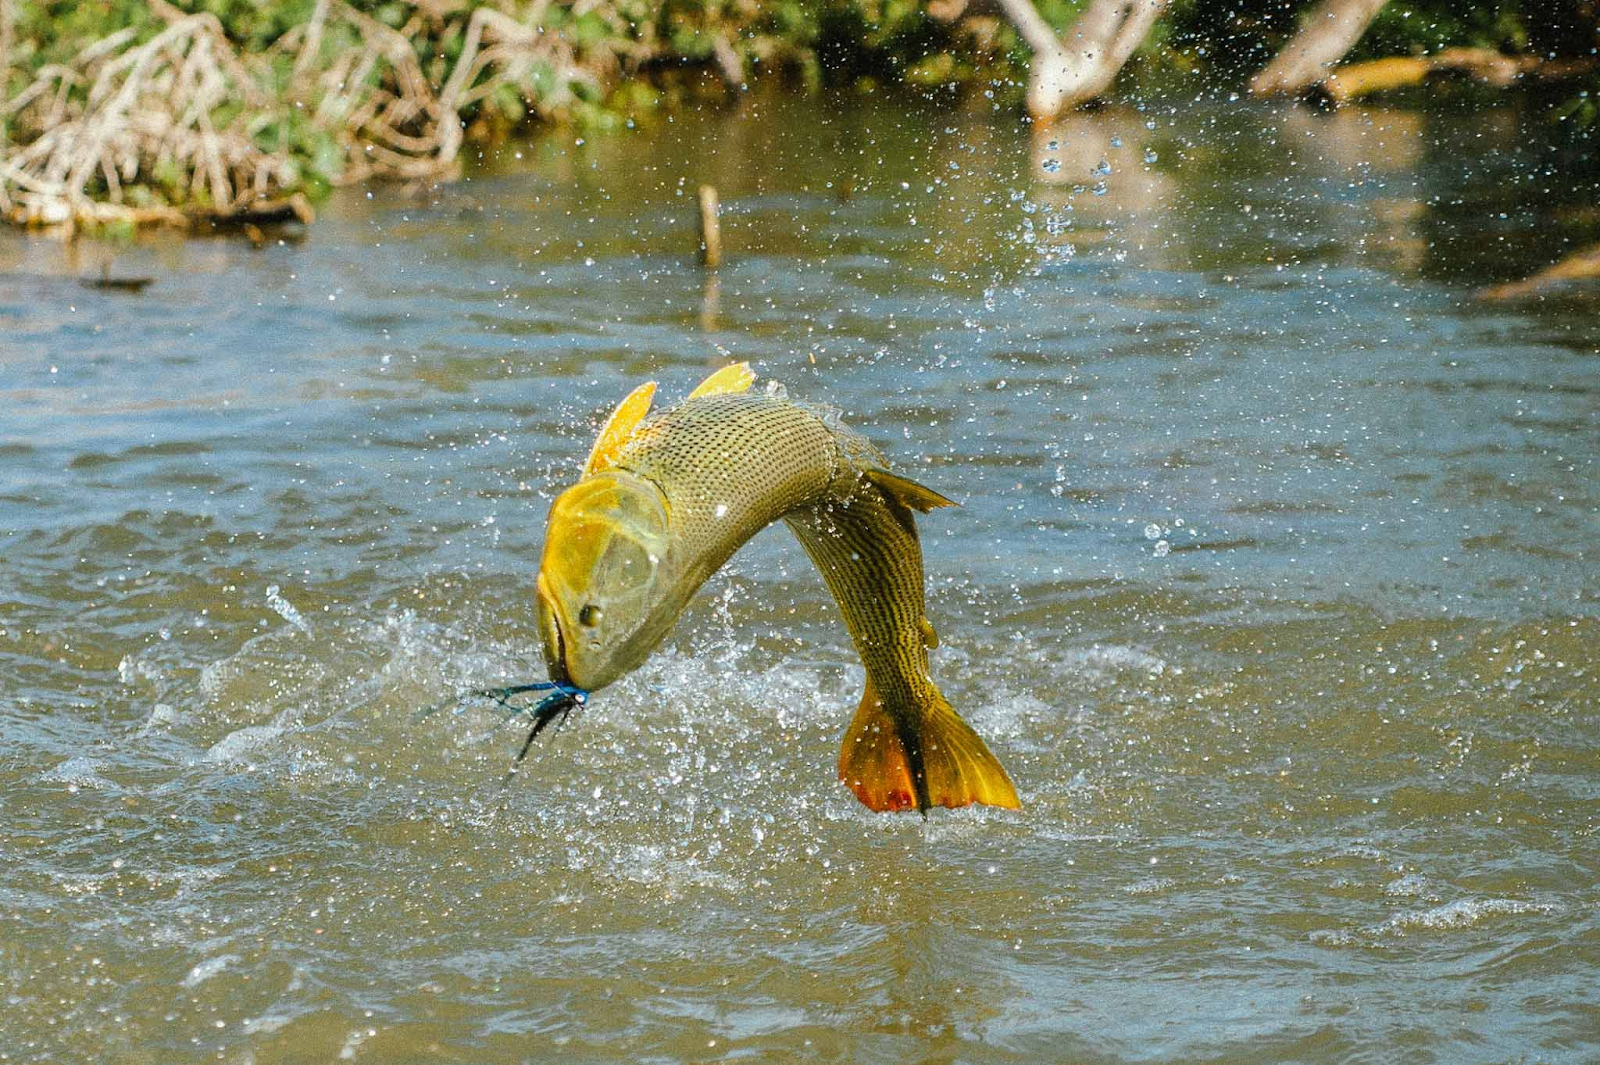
[
  {"x1": 1249, "y1": 0, "x2": 1389, "y2": 97},
  {"x1": 997, "y1": 0, "x2": 1168, "y2": 121},
  {"x1": 991, "y1": 0, "x2": 1062, "y2": 59}
]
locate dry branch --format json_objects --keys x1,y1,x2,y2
[
  {"x1": 1477, "y1": 242, "x2": 1600, "y2": 301},
  {"x1": 0, "y1": 0, "x2": 614, "y2": 231},
  {"x1": 995, "y1": 0, "x2": 1168, "y2": 121},
  {"x1": 1320, "y1": 47, "x2": 1596, "y2": 104},
  {"x1": 698, "y1": 184, "x2": 720, "y2": 267},
  {"x1": 1249, "y1": 0, "x2": 1388, "y2": 97}
]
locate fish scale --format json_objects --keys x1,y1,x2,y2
[
  {"x1": 537, "y1": 373, "x2": 1020, "y2": 814},
  {"x1": 616, "y1": 394, "x2": 843, "y2": 576},
  {"x1": 785, "y1": 494, "x2": 929, "y2": 708}
]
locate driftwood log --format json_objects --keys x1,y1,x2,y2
[
  {"x1": 1478, "y1": 242, "x2": 1600, "y2": 301},
  {"x1": 1321, "y1": 47, "x2": 1597, "y2": 103},
  {"x1": 1248, "y1": 3, "x2": 1592, "y2": 104}
]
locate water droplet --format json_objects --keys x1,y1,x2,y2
[{"x1": 1144, "y1": 523, "x2": 1162, "y2": 540}]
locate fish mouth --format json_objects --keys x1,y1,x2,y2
[{"x1": 535, "y1": 572, "x2": 571, "y2": 685}]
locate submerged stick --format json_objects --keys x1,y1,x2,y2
[{"x1": 698, "y1": 184, "x2": 721, "y2": 268}]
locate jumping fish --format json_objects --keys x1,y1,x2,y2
[{"x1": 533, "y1": 364, "x2": 1020, "y2": 814}]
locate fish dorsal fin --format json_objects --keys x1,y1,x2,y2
[
  {"x1": 583, "y1": 381, "x2": 656, "y2": 477},
  {"x1": 865, "y1": 469, "x2": 958, "y2": 513},
  {"x1": 687, "y1": 362, "x2": 755, "y2": 399}
]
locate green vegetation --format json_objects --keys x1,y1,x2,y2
[{"x1": 0, "y1": 0, "x2": 1594, "y2": 228}]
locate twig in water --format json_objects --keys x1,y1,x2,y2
[{"x1": 698, "y1": 184, "x2": 721, "y2": 268}]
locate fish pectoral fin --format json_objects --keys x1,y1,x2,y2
[
  {"x1": 919, "y1": 687, "x2": 1021, "y2": 811},
  {"x1": 837, "y1": 680, "x2": 918, "y2": 813},
  {"x1": 687, "y1": 361, "x2": 755, "y2": 399},
  {"x1": 865, "y1": 469, "x2": 958, "y2": 513},
  {"x1": 584, "y1": 381, "x2": 657, "y2": 476}
]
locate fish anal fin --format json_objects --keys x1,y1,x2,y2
[
  {"x1": 584, "y1": 381, "x2": 656, "y2": 476},
  {"x1": 920, "y1": 687, "x2": 1021, "y2": 811},
  {"x1": 688, "y1": 362, "x2": 755, "y2": 399},
  {"x1": 838, "y1": 680, "x2": 918, "y2": 813},
  {"x1": 865, "y1": 469, "x2": 958, "y2": 513},
  {"x1": 920, "y1": 618, "x2": 939, "y2": 649}
]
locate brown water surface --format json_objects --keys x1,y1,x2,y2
[{"x1": 1, "y1": 93, "x2": 1597, "y2": 1063}]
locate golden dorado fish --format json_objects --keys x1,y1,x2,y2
[{"x1": 534, "y1": 364, "x2": 1020, "y2": 814}]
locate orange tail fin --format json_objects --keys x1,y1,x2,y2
[{"x1": 838, "y1": 680, "x2": 1021, "y2": 814}]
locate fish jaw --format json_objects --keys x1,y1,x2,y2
[
  {"x1": 536, "y1": 570, "x2": 574, "y2": 686},
  {"x1": 536, "y1": 472, "x2": 674, "y2": 692},
  {"x1": 536, "y1": 563, "x2": 622, "y2": 692}
]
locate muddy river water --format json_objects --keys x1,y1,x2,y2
[{"x1": 1, "y1": 92, "x2": 1596, "y2": 1062}]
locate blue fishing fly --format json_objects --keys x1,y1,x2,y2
[{"x1": 466, "y1": 681, "x2": 590, "y2": 766}]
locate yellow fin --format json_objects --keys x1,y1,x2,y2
[
  {"x1": 866, "y1": 469, "x2": 958, "y2": 513},
  {"x1": 919, "y1": 687, "x2": 1021, "y2": 811},
  {"x1": 920, "y1": 618, "x2": 939, "y2": 649},
  {"x1": 583, "y1": 381, "x2": 656, "y2": 477},
  {"x1": 837, "y1": 680, "x2": 917, "y2": 813},
  {"x1": 687, "y1": 362, "x2": 755, "y2": 399},
  {"x1": 839, "y1": 679, "x2": 1019, "y2": 814}
]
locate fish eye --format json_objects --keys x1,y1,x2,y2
[{"x1": 578, "y1": 604, "x2": 603, "y2": 628}]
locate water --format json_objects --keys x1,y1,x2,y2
[{"x1": 2, "y1": 93, "x2": 1597, "y2": 1062}]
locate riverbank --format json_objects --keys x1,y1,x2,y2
[
  {"x1": 3, "y1": 91, "x2": 1597, "y2": 1063},
  {"x1": 0, "y1": 0, "x2": 1026, "y2": 233},
  {"x1": 2, "y1": 0, "x2": 1594, "y2": 234}
]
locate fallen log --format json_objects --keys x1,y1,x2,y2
[
  {"x1": 1477, "y1": 242, "x2": 1600, "y2": 301},
  {"x1": 1321, "y1": 47, "x2": 1596, "y2": 104},
  {"x1": 6, "y1": 191, "x2": 314, "y2": 234}
]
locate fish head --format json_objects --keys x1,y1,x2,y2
[{"x1": 536, "y1": 471, "x2": 671, "y2": 691}]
